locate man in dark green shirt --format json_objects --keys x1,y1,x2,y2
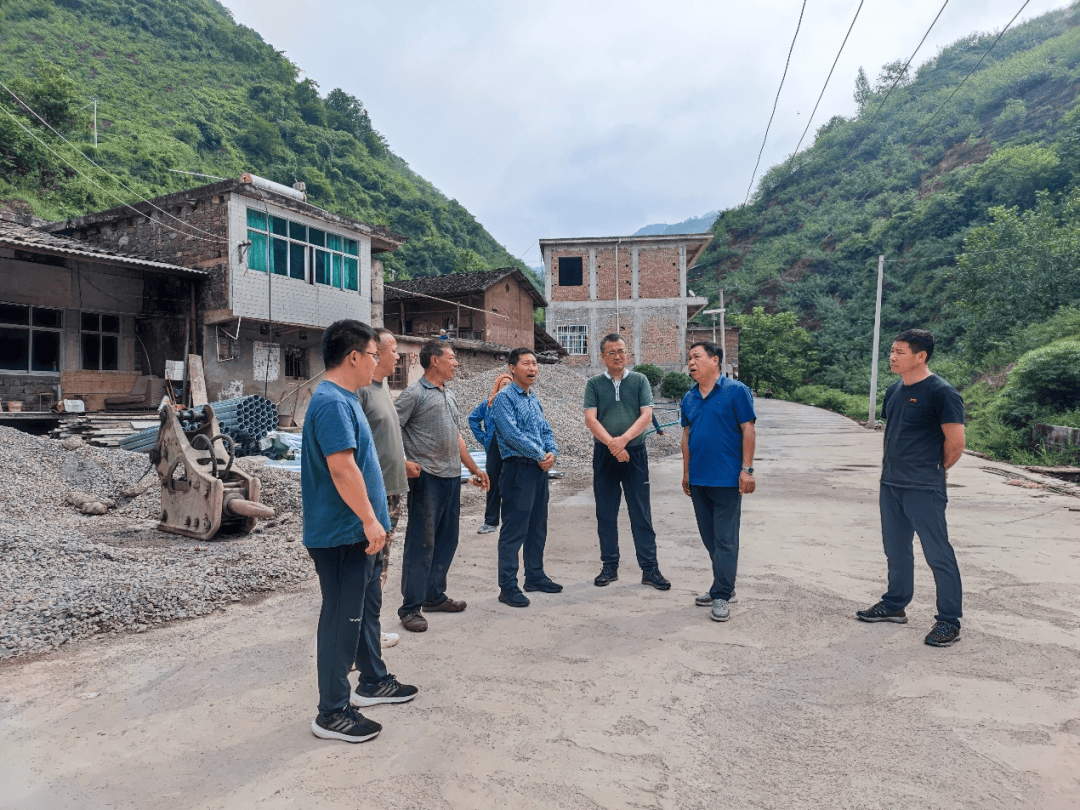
[{"x1": 584, "y1": 334, "x2": 670, "y2": 590}]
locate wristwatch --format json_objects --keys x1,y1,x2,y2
[{"x1": 741, "y1": 466, "x2": 754, "y2": 474}]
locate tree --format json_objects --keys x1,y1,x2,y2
[
  {"x1": 729, "y1": 307, "x2": 813, "y2": 394},
  {"x1": 955, "y1": 190, "x2": 1080, "y2": 360},
  {"x1": 853, "y1": 67, "x2": 874, "y2": 113}
]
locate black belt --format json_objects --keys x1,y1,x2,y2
[{"x1": 504, "y1": 456, "x2": 538, "y2": 465}]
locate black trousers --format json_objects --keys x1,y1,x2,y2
[
  {"x1": 496, "y1": 457, "x2": 549, "y2": 591},
  {"x1": 307, "y1": 542, "x2": 388, "y2": 715},
  {"x1": 592, "y1": 442, "x2": 658, "y2": 570},
  {"x1": 399, "y1": 471, "x2": 462, "y2": 616}
]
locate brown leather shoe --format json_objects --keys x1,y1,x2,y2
[
  {"x1": 400, "y1": 611, "x2": 428, "y2": 632},
  {"x1": 421, "y1": 596, "x2": 467, "y2": 612}
]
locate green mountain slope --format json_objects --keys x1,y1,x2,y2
[
  {"x1": 0, "y1": 0, "x2": 521, "y2": 279},
  {"x1": 694, "y1": 2, "x2": 1080, "y2": 395}
]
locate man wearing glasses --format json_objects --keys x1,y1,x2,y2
[
  {"x1": 394, "y1": 340, "x2": 489, "y2": 632},
  {"x1": 302, "y1": 320, "x2": 417, "y2": 743},
  {"x1": 584, "y1": 334, "x2": 670, "y2": 591}
]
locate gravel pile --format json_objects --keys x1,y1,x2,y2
[
  {"x1": 449, "y1": 363, "x2": 683, "y2": 486},
  {"x1": 0, "y1": 426, "x2": 310, "y2": 660}
]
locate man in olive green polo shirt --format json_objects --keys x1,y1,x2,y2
[{"x1": 584, "y1": 334, "x2": 670, "y2": 590}]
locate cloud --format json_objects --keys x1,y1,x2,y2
[{"x1": 222, "y1": 0, "x2": 1073, "y2": 261}]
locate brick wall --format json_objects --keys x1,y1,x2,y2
[
  {"x1": 483, "y1": 279, "x2": 535, "y2": 349},
  {"x1": 548, "y1": 250, "x2": 590, "y2": 302},
  {"x1": 636, "y1": 245, "x2": 681, "y2": 298},
  {"x1": 639, "y1": 310, "x2": 682, "y2": 366}
]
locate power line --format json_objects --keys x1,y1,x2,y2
[
  {"x1": 784, "y1": 0, "x2": 865, "y2": 173},
  {"x1": 905, "y1": 0, "x2": 1032, "y2": 150},
  {"x1": 0, "y1": 81, "x2": 223, "y2": 243},
  {"x1": 744, "y1": 0, "x2": 808, "y2": 205},
  {"x1": 843, "y1": 0, "x2": 950, "y2": 170}
]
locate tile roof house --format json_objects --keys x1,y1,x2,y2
[
  {"x1": 382, "y1": 268, "x2": 546, "y2": 349},
  {"x1": 45, "y1": 174, "x2": 405, "y2": 419},
  {"x1": 0, "y1": 212, "x2": 207, "y2": 411}
]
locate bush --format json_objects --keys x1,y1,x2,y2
[
  {"x1": 660, "y1": 372, "x2": 694, "y2": 401},
  {"x1": 788, "y1": 385, "x2": 867, "y2": 419},
  {"x1": 633, "y1": 364, "x2": 664, "y2": 387},
  {"x1": 1005, "y1": 339, "x2": 1080, "y2": 422}
]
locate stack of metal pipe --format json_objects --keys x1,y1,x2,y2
[{"x1": 118, "y1": 395, "x2": 280, "y2": 454}]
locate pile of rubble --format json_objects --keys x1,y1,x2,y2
[
  {"x1": 449, "y1": 364, "x2": 683, "y2": 486},
  {"x1": 0, "y1": 426, "x2": 309, "y2": 660}
]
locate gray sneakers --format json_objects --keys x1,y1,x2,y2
[
  {"x1": 477, "y1": 523, "x2": 497, "y2": 534},
  {"x1": 696, "y1": 591, "x2": 738, "y2": 606},
  {"x1": 710, "y1": 599, "x2": 731, "y2": 622}
]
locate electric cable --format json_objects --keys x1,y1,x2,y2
[
  {"x1": 0, "y1": 94, "x2": 222, "y2": 245},
  {"x1": 744, "y1": 0, "x2": 808, "y2": 204},
  {"x1": 783, "y1": 0, "x2": 865, "y2": 173},
  {"x1": 1, "y1": 80, "x2": 223, "y2": 241},
  {"x1": 905, "y1": 0, "x2": 1032, "y2": 150}
]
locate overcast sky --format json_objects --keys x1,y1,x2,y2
[{"x1": 222, "y1": 0, "x2": 1072, "y2": 267}]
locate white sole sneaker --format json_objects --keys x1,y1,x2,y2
[
  {"x1": 310, "y1": 716, "x2": 381, "y2": 743},
  {"x1": 696, "y1": 592, "x2": 738, "y2": 606},
  {"x1": 710, "y1": 601, "x2": 732, "y2": 622}
]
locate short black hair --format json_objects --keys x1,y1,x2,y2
[
  {"x1": 599, "y1": 333, "x2": 625, "y2": 353},
  {"x1": 894, "y1": 328, "x2": 935, "y2": 362},
  {"x1": 322, "y1": 320, "x2": 377, "y2": 369},
  {"x1": 419, "y1": 339, "x2": 449, "y2": 369},
  {"x1": 689, "y1": 340, "x2": 724, "y2": 364},
  {"x1": 508, "y1": 347, "x2": 535, "y2": 366}
]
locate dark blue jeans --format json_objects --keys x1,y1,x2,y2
[
  {"x1": 399, "y1": 470, "x2": 461, "y2": 617},
  {"x1": 879, "y1": 484, "x2": 962, "y2": 628},
  {"x1": 497, "y1": 457, "x2": 549, "y2": 591},
  {"x1": 484, "y1": 441, "x2": 503, "y2": 527},
  {"x1": 593, "y1": 442, "x2": 658, "y2": 570},
  {"x1": 689, "y1": 485, "x2": 741, "y2": 601},
  {"x1": 307, "y1": 542, "x2": 388, "y2": 716}
]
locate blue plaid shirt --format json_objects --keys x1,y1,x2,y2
[{"x1": 490, "y1": 382, "x2": 558, "y2": 461}]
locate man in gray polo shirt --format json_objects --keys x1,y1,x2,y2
[
  {"x1": 357, "y1": 328, "x2": 407, "y2": 648},
  {"x1": 394, "y1": 340, "x2": 488, "y2": 632}
]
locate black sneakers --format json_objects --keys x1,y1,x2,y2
[
  {"x1": 351, "y1": 674, "x2": 419, "y2": 707},
  {"x1": 594, "y1": 565, "x2": 618, "y2": 586},
  {"x1": 855, "y1": 601, "x2": 908, "y2": 623},
  {"x1": 523, "y1": 578, "x2": 563, "y2": 593},
  {"x1": 498, "y1": 589, "x2": 530, "y2": 607},
  {"x1": 311, "y1": 706, "x2": 382, "y2": 743},
  {"x1": 641, "y1": 568, "x2": 671, "y2": 590},
  {"x1": 925, "y1": 621, "x2": 961, "y2": 647}
]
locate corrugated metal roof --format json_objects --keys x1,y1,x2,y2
[{"x1": 0, "y1": 219, "x2": 208, "y2": 276}]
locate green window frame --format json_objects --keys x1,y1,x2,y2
[{"x1": 246, "y1": 207, "x2": 362, "y2": 291}]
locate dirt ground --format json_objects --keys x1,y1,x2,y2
[{"x1": 2, "y1": 399, "x2": 1078, "y2": 810}]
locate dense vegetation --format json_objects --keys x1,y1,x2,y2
[
  {"x1": 694, "y1": 4, "x2": 1080, "y2": 463},
  {"x1": 0, "y1": 0, "x2": 524, "y2": 280}
]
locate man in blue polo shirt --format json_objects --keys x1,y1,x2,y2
[
  {"x1": 302, "y1": 320, "x2": 417, "y2": 743},
  {"x1": 680, "y1": 340, "x2": 757, "y2": 623}
]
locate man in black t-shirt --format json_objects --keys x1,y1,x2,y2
[{"x1": 856, "y1": 329, "x2": 967, "y2": 647}]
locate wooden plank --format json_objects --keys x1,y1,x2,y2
[{"x1": 188, "y1": 354, "x2": 208, "y2": 407}]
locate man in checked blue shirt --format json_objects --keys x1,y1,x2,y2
[
  {"x1": 681, "y1": 340, "x2": 757, "y2": 624},
  {"x1": 488, "y1": 347, "x2": 561, "y2": 607}
]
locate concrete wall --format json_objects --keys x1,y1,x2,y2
[{"x1": 225, "y1": 195, "x2": 373, "y2": 328}]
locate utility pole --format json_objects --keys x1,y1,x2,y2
[
  {"x1": 719, "y1": 288, "x2": 727, "y2": 377},
  {"x1": 868, "y1": 254, "x2": 884, "y2": 427}
]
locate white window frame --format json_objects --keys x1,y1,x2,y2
[{"x1": 556, "y1": 324, "x2": 588, "y2": 356}]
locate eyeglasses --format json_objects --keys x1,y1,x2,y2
[
  {"x1": 604, "y1": 349, "x2": 627, "y2": 357},
  {"x1": 366, "y1": 351, "x2": 380, "y2": 361}
]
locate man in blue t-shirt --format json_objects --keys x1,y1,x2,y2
[
  {"x1": 680, "y1": 340, "x2": 757, "y2": 623},
  {"x1": 856, "y1": 329, "x2": 966, "y2": 648},
  {"x1": 302, "y1": 320, "x2": 418, "y2": 743}
]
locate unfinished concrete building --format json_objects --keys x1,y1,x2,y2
[{"x1": 539, "y1": 233, "x2": 712, "y2": 375}]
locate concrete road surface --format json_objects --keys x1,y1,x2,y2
[{"x1": 2, "y1": 399, "x2": 1079, "y2": 809}]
